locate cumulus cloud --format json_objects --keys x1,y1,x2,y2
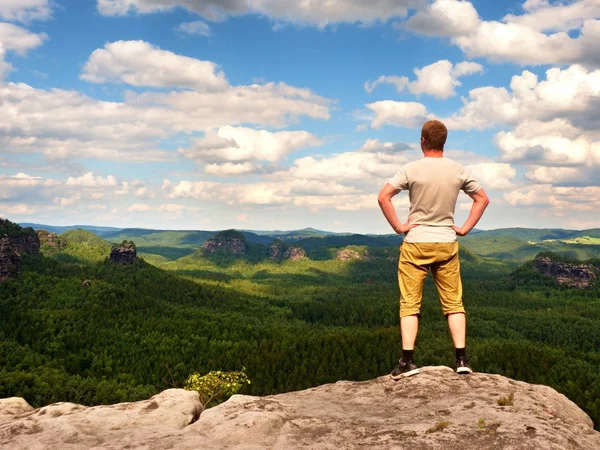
[
  {"x1": 0, "y1": 22, "x2": 48, "y2": 54},
  {"x1": 467, "y1": 162, "x2": 516, "y2": 190},
  {"x1": 505, "y1": 0, "x2": 600, "y2": 33},
  {"x1": 359, "y1": 139, "x2": 412, "y2": 154},
  {"x1": 128, "y1": 203, "x2": 151, "y2": 212},
  {"x1": 81, "y1": 40, "x2": 229, "y2": 91},
  {"x1": 364, "y1": 75, "x2": 409, "y2": 94},
  {"x1": 409, "y1": 60, "x2": 483, "y2": 99},
  {"x1": 179, "y1": 126, "x2": 322, "y2": 164},
  {"x1": 0, "y1": 44, "x2": 13, "y2": 80},
  {"x1": 401, "y1": 0, "x2": 600, "y2": 67},
  {"x1": 0, "y1": 44, "x2": 332, "y2": 166},
  {"x1": 97, "y1": 0, "x2": 422, "y2": 27},
  {"x1": 445, "y1": 65, "x2": 600, "y2": 131},
  {"x1": 0, "y1": 203, "x2": 35, "y2": 215},
  {"x1": 176, "y1": 20, "x2": 212, "y2": 36},
  {"x1": 503, "y1": 184, "x2": 600, "y2": 212},
  {"x1": 366, "y1": 101, "x2": 432, "y2": 129},
  {"x1": 0, "y1": 0, "x2": 52, "y2": 23},
  {"x1": 495, "y1": 120, "x2": 599, "y2": 168},
  {"x1": 365, "y1": 60, "x2": 484, "y2": 99},
  {"x1": 66, "y1": 172, "x2": 118, "y2": 187}
]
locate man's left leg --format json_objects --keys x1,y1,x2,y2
[{"x1": 432, "y1": 242, "x2": 472, "y2": 374}]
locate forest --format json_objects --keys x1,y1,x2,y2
[{"x1": 0, "y1": 220, "x2": 599, "y2": 431}]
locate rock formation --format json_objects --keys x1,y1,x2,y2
[
  {"x1": 284, "y1": 247, "x2": 307, "y2": 260},
  {"x1": 2, "y1": 367, "x2": 599, "y2": 449},
  {"x1": 534, "y1": 257, "x2": 597, "y2": 288},
  {"x1": 336, "y1": 247, "x2": 372, "y2": 261},
  {"x1": 0, "y1": 235, "x2": 21, "y2": 282},
  {"x1": 0, "y1": 219, "x2": 40, "y2": 256},
  {"x1": 36, "y1": 230, "x2": 66, "y2": 251},
  {"x1": 269, "y1": 241, "x2": 284, "y2": 259},
  {"x1": 110, "y1": 242, "x2": 137, "y2": 265},
  {"x1": 201, "y1": 235, "x2": 246, "y2": 256}
]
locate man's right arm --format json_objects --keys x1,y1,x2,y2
[{"x1": 452, "y1": 188, "x2": 490, "y2": 237}]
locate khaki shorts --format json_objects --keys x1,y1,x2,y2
[{"x1": 398, "y1": 241, "x2": 465, "y2": 318}]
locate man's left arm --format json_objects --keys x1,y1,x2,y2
[{"x1": 378, "y1": 184, "x2": 417, "y2": 235}]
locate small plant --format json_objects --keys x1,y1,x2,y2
[
  {"x1": 497, "y1": 392, "x2": 515, "y2": 406},
  {"x1": 185, "y1": 368, "x2": 251, "y2": 408},
  {"x1": 478, "y1": 418, "x2": 502, "y2": 434},
  {"x1": 426, "y1": 420, "x2": 450, "y2": 433}
]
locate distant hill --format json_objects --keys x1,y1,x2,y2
[
  {"x1": 20, "y1": 223, "x2": 122, "y2": 237},
  {"x1": 461, "y1": 228, "x2": 600, "y2": 262},
  {"x1": 51, "y1": 229, "x2": 113, "y2": 264}
]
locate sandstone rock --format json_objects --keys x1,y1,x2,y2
[
  {"x1": 269, "y1": 242, "x2": 284, "y2": 259},
  {"x1": 336, "y1": 248, "x2": 371, "y2": 261},
  {"x1": 0, "y1": 235, "x2": 21, "y2": 282},
  {"x1": 534, "y1": 257, "x2": 597, "y2": 288},
  {"x1": 36, "y1": 230, "x2": 66, "y2": 251},
  {"x1": 2, "y1": 367, "x2": 599, "y2": 449},
  {"x1": 8, "y1": 234, "x2": 40, "y2": 256},
  {"x1": 0, "y1": 398, "x2": 32, "y2": 424},
  {"x1": 0, "y1": 389, "x2": 202, "y2": 450},
  {"x1": 110, "y1": 242, "x2": 137, "y2": 265},
  {"x1": 284, "y1": 247, "x2": 307, "y2": 260},
  {"x1": 202, "y1": 237, "x2": 246, "y2": 256}
]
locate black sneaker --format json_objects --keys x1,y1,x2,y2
[
  {"x1": 456, "y1": 357, "x2": 473, "y2": 375},
  {"x1": 391, "y1": 360, "x2": 421, "y2": 380}
]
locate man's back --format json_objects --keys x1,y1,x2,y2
[{"x1": 388, "y1": 157, "x2": 481, "y2": 243}]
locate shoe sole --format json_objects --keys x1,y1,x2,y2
[
  {"x1": 390, "y1": 368, "x2": 421, "y2": 380},
  {"x1": 456, "y1": 367, "x2": 473, "y2": 375}
]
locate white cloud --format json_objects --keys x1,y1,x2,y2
[
  {"x1": 159, "y1": 203, "x2": 186, "y2": 213},
  {"x1": 81, "y1": 40, "x2": 229, "y2": 91},
  {"x1": 364, "y1": 75, "x2": 409, "y2": 94},
  {"x1": 524, "y1": 167, "x2": 583, "y2": 184},
  {"x1": 503, "y1": 184, "x2": 600, "y2": 212},
  {"x1": 445, "y1": 65, "x2": 600, "y2": 131},
  {"x1": 0, "y1": 0, "x2": 52, "y2": 23},
  {"x1": 0, "y1": 22, "x2": 47, "y2": 54},
  {"x1": 176, "y1": 20, "x2": 212, "y2": 36},
  {"x1": 404, "y1": 0, "x2": 481, "y2": 37},
  {"x1": 0, "y1": 44, "x2": 13, "y2": 80},
  {"x1": 366, "y1": 101, "x2": 432, "y2": 129},
  {"x1": 365, "y1": 60, "x2": 484, "y2": 99},
  {"x1": 204, "y1": 162, "x2": 259, "y2": 175},
  {"x1": 409, "y1": 60, "x2": 483, "y2": 99},
  {"x1": 359, "y1": 139, "x2": 412, "y2": 154},
  {"x1": 97, "y1": 0, "x2": 421, "y2": 27},
  {"x1": 467, "y1": 162, "x2": 516, "y2": 190},
  {"x1": 0, "y1": 173, "x2": 59, "y2": 200},
  {"x1": 495, "y1": 121, "x2": 600, "y2": 167},
  {"x1": 0, "y1": 203, "x2": 35, "y2": 215},
  {"x1": 402, "y1": 0, "x2": 600, "y2": 67},
  {"x1": 179, "y1": 126, "x2": 322, "y2": 164},
  {"x1": 0, "y1": 62, "x2": 332, "y2": 165},
  {"x1": 128, "y1": 203, "x2": 150, "y2": 212},
  {"x1": 54, "y1": 193, "x2": 82, "y2": 207},
  {"x1": 66, "y1": 172, "x2": 118, "y2": 187},
  {"x1": 505, "y1": 0, "x2": 600, "y2": 33}
]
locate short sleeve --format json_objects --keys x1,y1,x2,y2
[
  {"x1": 462, "y1": 169, "x2": 482, "y2": 194},
  {"x1": 387, "y1": 167, "x2": 409, "y2": 191}
]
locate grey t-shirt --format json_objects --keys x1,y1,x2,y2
[{"x1": 387, "y1": 157, "x2": 481, "y2": 243}]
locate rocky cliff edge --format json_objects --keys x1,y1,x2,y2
[{"x1": 1, "y1": 366, "x2": 599, "y2": 450}]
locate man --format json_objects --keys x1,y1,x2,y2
[{"x1": 378, "y1": 120, "x2": 489, "y2": 379}]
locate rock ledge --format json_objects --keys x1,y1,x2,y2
[{"x1": 1, "y1": 367, "x2": 599, "y2": 449}]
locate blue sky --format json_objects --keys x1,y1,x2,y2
[{"x1": 0, "y1": 0, "x2": 599, "y2": 233}]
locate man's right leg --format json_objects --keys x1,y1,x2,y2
[{"x1": 391, "y1": 243, "x2": 429, "y2": 380}]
